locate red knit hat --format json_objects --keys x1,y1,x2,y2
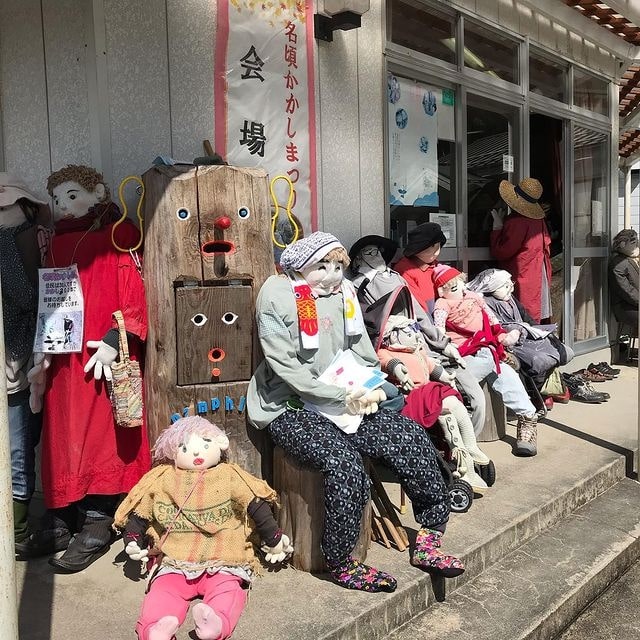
[{"x1": 434, "y1": 264, "x2": 462, "y2": 289}]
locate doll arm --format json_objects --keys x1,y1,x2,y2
[
  {"x1": 248, "y1": 498, "x2": 294, "y2": 564},
  {"x1": 432, "y1": 305, "x2": 449, "y2": 336},
  {"x1": 122, "y1": 513, "x2": 151, "y2": 561}
]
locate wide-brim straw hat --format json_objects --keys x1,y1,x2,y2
[{"x1": 499, "y1": 177, "x2": 545, "y2": 220}]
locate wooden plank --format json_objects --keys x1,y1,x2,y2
[
  {"x1": 175, "y1": 285, "x2": 253, "y2": 384},
  {"x1": 198, "y1": 165, "x2": 274, "y2": 283}
]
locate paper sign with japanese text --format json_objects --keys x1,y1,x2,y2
[
  {"x1": 34, "y1": 265, "x2": 84, "y2": 353},
  {"x1": 214, "y1": 0, "x2": 317, "y2": 234}
]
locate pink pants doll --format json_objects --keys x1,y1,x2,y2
[{"x1": 136, "y1": 572, "x2": 248, "y2": 640}]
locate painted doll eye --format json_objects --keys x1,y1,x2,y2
[
  {"x1": 191, "y1": 313, "x2": 208, "y2": 327},
  {"x1": 221, "y1": 312, "x2": 238, "y2": 325},
  {"x1": 237, "y1": 206, "x2": 250, "y2": 219},
  {"x1": 177, "y1": 207, "x2": 191, "y2": 220}
]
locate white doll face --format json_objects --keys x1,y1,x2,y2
[
  {"x1": 175, "y1": 433, "x2": 229, "y2": 470},
  {"x1": 492, "y1": 279, "x2": 514, "y2": 301},
  {"x1": 300, "y1": 259, "x2": 344, "y2": 296},
  {"x1": 385, "y1": 316, "x2": 425, "y2": 350},
  {"x1": 415, "y1": 243, "x2": 441, "y2": 264},
  {"x1": 355, "y1": 245, "x2": 387, "y2": 273},
  {"x1": 0, "y1": 202, "x2": 26, "y2": 229},
  {"x1": 439, "y1": 276, "x2": 465, "y2": 300},
  {"x1": 52, "y1": 180, "x2": 105, "y2": 221}
]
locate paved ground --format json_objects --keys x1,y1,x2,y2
[{"x1": 14, "y1": 349, "x2": 640, "y2": 639}]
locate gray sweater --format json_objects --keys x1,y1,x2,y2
[{"x1": 247, "y1": 274, "x2": 380, "y2": 430}]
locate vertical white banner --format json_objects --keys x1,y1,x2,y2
[
  {"x1": 387, "y1": 73, "x2": 439, "y2": 207},
  {"x1": 215, "y1": 0, "x2": 317, "y2": 233}
]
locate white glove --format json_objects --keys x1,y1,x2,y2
[
  {"x1": 437, "y1": 369, "x2": 457, "y2": 386},
  {"x1": 442, "y1": 343, "x2": 466, "y2": 368},
  {"x1": 499, "y1": 329, "x2": 521, "y2": 347},
  {"x1": 346, "y1": 388, "x2": 387, "y2": 415},
  {"x1": 84, "y1": 340, "x2": 118, "y2": 381},
  {"x1": 27, "y1": 353, "x2": 52, "y2": 413},
  {"x1": 261, "y1": 534, "x2": 294, "y2": 564},
  {"x1": 391, "y1": 362, "x2": 415, "y2": 391},
  {"x1": 345, "y1": 388, "x2": 367, "y2": 415},
  {"x1": 491, "y1": 208, "x2": 507, "y2": 230},
  {"x1": 125, "y1": 540, "x2": 149, "y2": 562}
]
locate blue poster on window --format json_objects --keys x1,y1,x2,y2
[{"x1": 388, "y1": 73, "x2": 439, "y2": 207}]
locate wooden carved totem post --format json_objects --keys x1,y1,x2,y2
[{"x1": 142, "y1": 165, "x2": 273, "y2": 477}]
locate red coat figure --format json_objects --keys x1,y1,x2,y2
[
  {"x1": 27, "y1": 165, "x2": 150, "y2": 573},
  {"x1": 490, "y1": 178, "x2": 552, "y2": 324}
]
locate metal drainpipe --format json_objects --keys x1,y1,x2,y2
[
  {"x1": 0, "y1": 274, "x2": 19, "y2": 639},
  {"x1": 624, "y1": 165, "x2": 632, "y2": 229}
]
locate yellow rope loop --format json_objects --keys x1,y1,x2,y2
[
  {"x1": 269, "y1": 174, "x2": 299, "y2": 249},
  {"x1": 112, "y1": 175, "x2": 145, "y2": 252}
]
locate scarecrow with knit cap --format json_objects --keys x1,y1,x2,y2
[
  {"x1": 0, "y1": 172, "x2": 49, "y2": 551},
  {"x1": 247, "y1": 231, "x2": 464, "y2": 593},
  {"x1": 490, "y1": 177, "x2": 552, "y2": 323},
  {"x1": 114, "y1": 416, "x2": 293, "y2": 640},
  {"x1": 432, "y1": 264, "x2": 541, "y2": 457}
]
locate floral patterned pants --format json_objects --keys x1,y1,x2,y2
[{"x1": 268, "y1": 408, "x2": 449, "y2": 564}]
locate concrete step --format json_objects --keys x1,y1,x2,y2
[
  {"x1": 229, "y1": 452, "x2": 627, "y2": 640},
  {"x1": 388, "y1": 478, "x2": 640, "y2": 640},
  {"x1": 558, "y1": 555, "x2": 640, "y2": 639}
]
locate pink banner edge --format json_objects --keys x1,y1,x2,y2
[
  {"x1": 214, "y1": 0, "x2": 230, "y2": 156},
  {"x1": 305, "y1": 2, "x2": 318, "y2": 232}
]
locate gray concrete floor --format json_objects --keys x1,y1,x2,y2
[{"x1": 15, "y1": 349, "x2": 640, "y2": 640}]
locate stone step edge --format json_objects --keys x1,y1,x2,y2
[{"x1": 321, "y1": 454, "x2": 627, "y2": 640}]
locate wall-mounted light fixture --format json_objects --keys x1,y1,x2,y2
[{"x1": 314, "y1": 0, "x2": 371, "y2": 42}]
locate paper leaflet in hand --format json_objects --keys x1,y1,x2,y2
[{"x1": 304, "y1": 350, "x2": 386, "y2": 434}]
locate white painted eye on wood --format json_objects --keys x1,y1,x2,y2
[
  {"x1": 221, "y1": 312, "x2": 238, "y2": 325},
  {"x1": 177, "y1": 207, "x2": 191, "y2": 220},
  {"x1": 237, "y1": 206, "x2": 250, "y2": 220},
  {"x1": 191, "y1": 313, "x2": 208, "y2": 327}
]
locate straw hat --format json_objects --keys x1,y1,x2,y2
[{"x1": 498, "y1": 177, "x2": 545, "y2": 220}]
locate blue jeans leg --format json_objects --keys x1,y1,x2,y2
[{"x1": 8, "y1": 389, "x2": 42, "y2": 501}]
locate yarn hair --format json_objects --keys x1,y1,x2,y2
[
  {"x1": 46, "y1": 164, "x2": 111, "y2": 201},
  {"x1": 153, "y1": 416, "x2": 227, "y2": 463},
  {"x1": 324, "y1": 246, "x2": 350, "y2": 267}
]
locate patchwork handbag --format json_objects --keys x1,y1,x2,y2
[{"x1": 108, "y1": 310, "x2": 144, "y2": 428}]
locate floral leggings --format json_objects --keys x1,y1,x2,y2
[{"x1": 268, "y1": 408, "x2": 449, "y2": 565}]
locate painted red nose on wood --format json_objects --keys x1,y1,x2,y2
[{"x1": 214, "y1": 216, "x2": 232, "y2": 229}]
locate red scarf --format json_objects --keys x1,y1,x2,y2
[
  {"x1": 54, "y1": 202, "x2": 120, "y2": 234},
  {"x1": 446, "y1": 309, "x2": 505, "y2": 372}
]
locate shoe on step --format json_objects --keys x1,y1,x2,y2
[
  {"x1": 411, "y1": 528, "x2": 464, "y2": 578},
  {"x1": 327, "y1": 556, "x2": 397, "y2": 592},
  {"x1": 515, "y1": 414, "x2": 537, "y2": 457},
  {"x1": 596, "y1": 362, "x2": 620, "y2": 377},
  {"x1": 48, "y1": 515, "x2": 114, "y2": 572}
]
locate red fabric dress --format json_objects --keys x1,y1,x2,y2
[
  {"x1": 41, "y1": 208, "x2": 151, "y2": 508},
  {"x1": 489, "y1": 214, "x2": 551, "y2": 323}
]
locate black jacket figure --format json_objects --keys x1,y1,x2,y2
[{"x1": 609, "y1": 229, "x2": 639, "y2": 326}]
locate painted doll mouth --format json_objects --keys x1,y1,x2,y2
[{"x1": 193, "y1": 458, "x2": 204, "y2": 466}]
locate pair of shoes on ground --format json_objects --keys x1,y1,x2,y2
[
  {"x1": 15, "y1": 514, "x2": 115, "y2": 572},
  {"x1": 588, "y1": 362, "x2": 620, "y2": 379},
  {"x1": 571, "y1": 367, "x2": 610, "y2": 383},
  {"x1": 328, "y1": 528, "x2": 464, "y2": 593},
  {"x1": 562, "y1": 373, "x2": 610, "y2": 404}
]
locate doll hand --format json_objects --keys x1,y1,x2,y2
[
  {"x1": 438, "y1": 369, "x2": 457, "y2": 386},
  {"x1": 27, "y1": 353, "x2": 52, "y2": 413},
  {"x1": 391, "y1": 363, "x2": 415, "y2": 391},
  {"x1": 84, "y1": 340, "x2": 118, "y2": 381},
  {"x1": 345, "y1": 388, "x2": 367, "y2": 415},
  {"x1": 360, "y1": 388, "x2": 387, "y2": 415},
  {"x1": 261, "y1": 534, "x2": 294, "y2": 564},
  {"x1": 125, "y1": 540, "x2": 149, "y2": 562},
  {"x1": 491, "y1": 208, "x2": 506, "y2": 230},
  {"x1": 499, "y1": 329, "x2": 520, "y2": 347},
  {"x1": 442, "y1": 343, "x2": 466, "y2": 368}
]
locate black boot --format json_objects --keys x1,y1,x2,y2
[
  {"x1": 13, "y1": 499, "x2": 30, "y2": 545},
  {"x1": 15, "y1": 505, "x2": 75, "y2": 559},
  {"x1": 48, "y1": 512, "x2": 115, "y2": 572}
]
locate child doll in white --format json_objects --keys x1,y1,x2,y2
[
  {"x1": 377, "y1": 314, "x2": 491, "y2": 493},
  {"x1": 114, "y1": 417, "x2": 293, "y2": 640},
  {"x1": 432, "y1": 265, "x2": 540, "y2": 457}
]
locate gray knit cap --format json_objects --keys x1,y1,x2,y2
[{"x1": 279, "y1": 231, "x2": 343, "y2": 271}]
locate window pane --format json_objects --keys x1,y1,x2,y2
[
  {"x1": 388, "y1": 75, "x2": 457, "y2": 252},
  {"x1": 573, "y1": 127, "x2": 609, "y2": 248},
  {"x1": 574, "y1": 69, "x2": 609, "y2": 115},
  {"x1": 463, "y1": 20, "x2": 519, "y2": 84},
  {"x1": 530, "y1": 50, "x2": 567, "y2": 102},
  {"x1": 467, "y1": 99, "x2": 519, "y2": 247},
  {"x1": 573, "y1": 257, "x2": 605, "y2": 341},
  {"x1": 390, "y1": 0, "x2": 456, "y2": 65}
]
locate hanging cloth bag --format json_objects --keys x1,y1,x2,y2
[
  {"x1": 108, "y1": 310, "x2": 144, "y2": 428},
  {"x1": 540, "y1": 367, "x2": 565, "y2": 397}
]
